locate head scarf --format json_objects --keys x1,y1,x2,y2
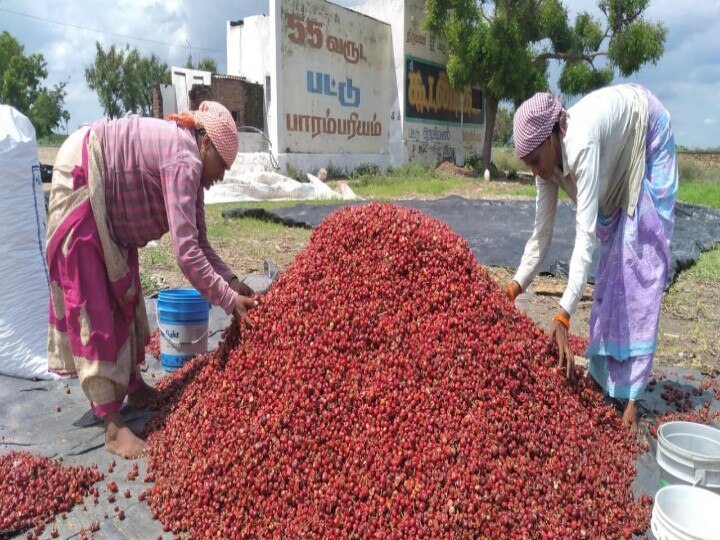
[
  {"x1": 167, "y1": 101, "x2": 238, "y2": 168},
  {"x1": 513, "y1": 93, "x2": 567, "y2": 158}
]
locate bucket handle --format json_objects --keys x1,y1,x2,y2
[{"x1": 155, "y1": 310, "x2": 209, "y2": 350}]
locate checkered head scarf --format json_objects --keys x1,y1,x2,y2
[
  {"x1": 513, "y1": 93, "x2": 567, "y2": 158},
  {"x1": 167, "y1": 101, "x2": 238, "y2": 168}
]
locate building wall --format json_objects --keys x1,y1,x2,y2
[
  {"x1": 188, "y1": 75, "x2": 264, "y2": 129},
  {"x1": 227, "y1": 16, "x2": 272, "y2": 86},
  {"x1": 278, "y1": 0, "x2": 393, "y2": 156},
  {"x1": 228, "y1": 0, "x2": 485, "y2": 173},
  {"x1": 347, "y1": 0, "x2": 405, "y2": 167},
  {"x1": 171, "y1": 68, "x2": 212, "y2": 113},
  {"x1": 355, "y1": 0, "x2": 485, "y2": 166},
  {"x1": 151, "y1": 84, "x2": 179, "y2": 118}
]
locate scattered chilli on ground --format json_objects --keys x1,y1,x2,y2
[
  {"x1": 145, "y1": 328, "x2": 161, "y2": 361},
  {"x1": 144, "y1": 204, "x2": 651, "y2": 539},
  {"x1": 0, "y1": 451, "x2": 103, "y2": 538},
  {"x1": 643, "y1": 374, "x2": 720, "y2": 437}
]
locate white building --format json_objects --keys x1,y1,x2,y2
[{"x1": 227, "y1": 0, "x2": 486, "y2": 174}]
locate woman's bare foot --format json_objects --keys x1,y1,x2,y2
[
  {"x1": 127, "y1": 378, "x2": 160, "y2": 409},
  {"x1": 104, "y1": 412, "x2": 146, "y2": 459},
  {"x1": 622, "y1": 400, "x2": 638, "y2": 431}
]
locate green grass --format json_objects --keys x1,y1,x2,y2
[
  {"x1": 678, "y1": 182, "x2": 720, "y2": 208},
  {"x1": 677, "y1": 154, "x2": 720, "y2": 208},
  {"x1": 205, "y1": 209, "x2": 312, "y2": 240},
  {"x1": 492, "y1": 148, "x2": 526, "y2": 175},
  {"x1": 678, "y1": 154, "x2": 720, "y2": 183},
  {"x1": 140, "y1": 271, "x2": 162, "y2": 296},
  {"x1": 203, "y1": 202, "x2": 313, "y2": 265},
  {"x1": 37, "y1": 133, "x2": 68, "y2": 145},
  {"x1": 142, "y1": 246, "x2": 176, "y2": 268},
  {"x1": 682, "y1": 244, "x2": 720, "y2": 281},
  {"x1": 352, "y1": 178, "x2": 466, "y2": 199},
  {"x1": 336, "y1": 162, "x2": 463, "y2": 200}
]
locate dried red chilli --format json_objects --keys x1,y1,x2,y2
[
  {"x1": 145, "y1": 328, "x2": 162, "y2": 361},
  {"x1": 144, "y1": 204, "x2": 651, "y2": 539},
  {"x1": 0, "y1": 451, "x2": 102, "y2": 537}
]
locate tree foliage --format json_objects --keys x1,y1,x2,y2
[
  {"x1": 85, "y1": 42, "x2": 170, "y2": 118},
  {"x1": 424, "y1": 0, "x2": 667, "y2": 169},
  {"x1": 123, "y1": 49, "x2": 171, "y2": 116},
  {"x1": 185, "y1": 55, "x2": 218, "y2": 73},
  {"x1": 0, "y1": 31, "x2": 69, "y2": 137},
  {"x1": 492, "y1": 106, "x2": 513, "y2": 146}
]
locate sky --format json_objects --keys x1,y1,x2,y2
[{"x1": 1, "y1": 0, "x2": 718, "y2": 149}]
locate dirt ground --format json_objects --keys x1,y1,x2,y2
[
  {"x1": 485, "y1": 267, "x2": 720, "y2": 374},
  {"x1": 38, "y1": 146, "x2": 720, "y2": 375},
  {"x1": 37, "y1": 145, "x2": 61, "y2": 166}
]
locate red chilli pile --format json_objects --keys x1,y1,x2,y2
[
  {"x1": 146, "y1": 204, "x2": 650, "y2": 539},
  {"x1": 0, "y1": 451, "x2": 103, "y2": 538}
]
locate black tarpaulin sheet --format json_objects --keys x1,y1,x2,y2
[{"x1": 223, "y1": 197, "x2": 720, "y2": 285}]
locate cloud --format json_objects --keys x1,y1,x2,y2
[{"x1": 1, "y1": 0, "x2": 719, "y2": 147}]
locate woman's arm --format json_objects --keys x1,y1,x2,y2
[
  {"x1": 513, "y1": 176, "x2": 559, "y2": 292},
  {"x1": 559, "y1": 143, "x2": 601, "y2": 316},
  {"x1": 195, "y1": 187, "x2": 237, "y2": 282},
  {"x1": 161, "y1": 162, "x2": 239, "y2": 314}
]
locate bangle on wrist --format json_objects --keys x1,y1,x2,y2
[
  {"x1": 553, "y1": 314, "x2": 570, "y2": 330},
  {"x1": 506, "y1": 284, "x2": 516, "y2": 302}
]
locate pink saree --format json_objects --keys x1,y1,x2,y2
[{"x1": 46, "y1": 127, "x2": 149, "y2": 416}]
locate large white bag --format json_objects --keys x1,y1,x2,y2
[{"x1": 0, "y1": 105, "x2": 57, "y2": 379}]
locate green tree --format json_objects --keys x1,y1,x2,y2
[
  {"x1": 185, "y1": 54, "x2": 218, "y2": 73},
  {"x1": 425, "y1": 0, "x2": 667, "y2": 170},
  {"x1": 0, "y1": 31, "x2": 69, "y2": 137},
  {"x1": 30, "y1": 83, "x2": 71, "y2": 137},
  {"x1": 492, "y1": 105, "x2": 513, "y2": 146},
  {"x1": 123, "y1": 50, "x2": 170, "y2": 116},
  {"x1": 85, "y1": 42, "x2": 126, "y2": 118},
  {"x1": 86, "y1": 42, "x2": 170, "y2": 118}
]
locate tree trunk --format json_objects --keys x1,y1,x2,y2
[{"x1": 482, "y1": 93, "x2": 499, "y2": 175}]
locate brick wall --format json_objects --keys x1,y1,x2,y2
[
  {"x1": 152, "y1": 85, "x2": 163, "y2": 119},
  {"x1": 188, "y1": 75, "x2": 264, "y2": 129},
  {"x1": 679, "y1": 151, "x2": 720, "y2": 168}
]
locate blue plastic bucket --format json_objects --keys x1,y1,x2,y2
[{"x1": 157, "y1": 288, "x2": 211, "y2": 371}]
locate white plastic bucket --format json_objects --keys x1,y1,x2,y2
[
  {"x1": 157, "y1": 288, "x2": 211, "y2": 371},
  {"x1": 657, "y1": 422, "x2": 720, "y2": 493},
  {"x1": 651, "y1": 485, "x2": 720, "y2": 540}
]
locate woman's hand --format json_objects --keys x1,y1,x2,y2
[
  {"x1": 234, "y1": 295, "x2": 259, "y2": 329},
  {"x1": 505, "y1": 280, "x2": 521, "y2": 302},
  {"x1": 229, "y1": 276, "x2": 256, "y2": 298},
  {"x1": 549, "y1": 308, "x2": 574, "y2": 381}
]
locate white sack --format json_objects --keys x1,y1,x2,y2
[
  {"x1": 204, "y1": 153, "x2": 357, "y2": 204},
  {"x1": 0, "y1": 105, "x2": 56, "y2": 380}
]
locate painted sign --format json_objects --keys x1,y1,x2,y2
[
  {"x1": 401, "y1": 0, "x2": 486, "y2": 164},
  {"x1": 405, "y1": 57, "x2": 483, "y2": 125},
  {"x1": 280, "y1": 0, "x2": 392, "y2": 154}
]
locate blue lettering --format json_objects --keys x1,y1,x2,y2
[{"x1": 338, "y1": 78, "x2": 360, "y2": 107}]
